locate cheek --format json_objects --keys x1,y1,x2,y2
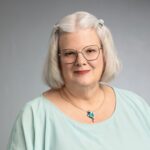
[
  {"x1": 92, "y1": 58, "x2": 104, "y2": 80},
  {"x1": 89, "y1": 55, "x2": 104, "y2": 70},
  {"x1": 60, "y1": 62, "x2": 66, "y2": 76},
  {"x1": 98, "y1": 57, "x2": 104, "y2": 68},
  {"x1": 60, "y1": 62, "x2": 73, "y2": 79}
]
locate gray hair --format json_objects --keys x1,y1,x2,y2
[{"x1": 43, "y1": 11, "x2": 122, "y2": 89}]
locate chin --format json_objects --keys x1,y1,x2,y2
[{"x1": 73, "y1": 79, "x2": 97, "y2": 87}]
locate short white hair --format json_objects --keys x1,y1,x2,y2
[{"x1": 43, "y1": 11, "x2": 122, "y2": 89}]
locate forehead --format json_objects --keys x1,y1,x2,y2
[{"x1": 59, "y1": 29, "x2": 101, "y2": 50}]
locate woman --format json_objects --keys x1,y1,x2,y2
[{"x1": 8, "y1": 11, "x2": 150, "y2": 150}]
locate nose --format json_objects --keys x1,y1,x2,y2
[{"x1": 74, "y1": 52, "x2": 87, "y2": 66}]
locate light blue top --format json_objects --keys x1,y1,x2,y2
[{"x1": 7, "y1": 87, "x2": 150, "y2": 150}]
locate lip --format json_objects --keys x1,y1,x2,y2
[{"x1": 74, "y1": 70, "x2": 90, "y2": 75}]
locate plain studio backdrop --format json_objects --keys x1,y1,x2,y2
[{"x1": 0, "y1": 0, "x2": 150, "y2": 149}]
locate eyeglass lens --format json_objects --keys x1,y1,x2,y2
[{"x1": 60, "y1": 45, "x2": 101, "y2": 63}]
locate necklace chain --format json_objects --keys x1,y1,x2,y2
[{"x1": 59, "y1": 88, "x2": 105, "y2": 123}]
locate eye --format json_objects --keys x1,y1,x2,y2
[
  {"x1": 63, "y1": 50, "x2": 76, "y2": 57},
  {"x1": 85, "y1": 48, "x2": 97, "y2": 53}
]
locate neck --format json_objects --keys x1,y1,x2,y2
[{"x1": 59, "y1": 83, "x2": 104, "y2": 110}]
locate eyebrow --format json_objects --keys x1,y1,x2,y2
[{"x1": 60, "y1": 45, "x2": 101, "y2": 51}]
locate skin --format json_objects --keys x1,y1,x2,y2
[
  {"x1": 58, "y1": 28, "x2": 106, "y2": 110},
  {"x1": 59, "y1": 28, "x2": 104, "y2": 91},
  {"x1": 43, "y1": 28, "x2": 116, "y2": 124}
]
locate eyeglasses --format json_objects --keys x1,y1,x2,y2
[{"x1": 58, "y1": 45, "x2": 102, "y2": 64}]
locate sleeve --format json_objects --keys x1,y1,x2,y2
[
  {"x1": 127, "y1": 90, "x2": 150, "y2": 130},
  {"x1": 7, "y1": 104, "x2": 35, "y2": 150},
  {"x1": 136, "y1": 94, "x2": 150, "y2": 128}
]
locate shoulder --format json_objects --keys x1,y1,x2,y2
[
  {"x1": 19, "y1": 96, "x2": 44, "y2": 116},
  {"x1": 114, "y1": 87, "x2": 150, "y2": 116},
  {"x1": 114, "y1": 87, "x2": 149, "y2": 105},
  {"x1": 8, "y1": 95, "x2": 57, "y2": 149},
  {"x1": 7, "y1": 96, "x2": 44, "y2": 149},
  {"x1": 13, "y1": 95, "x2": 52, "y2": 127}
]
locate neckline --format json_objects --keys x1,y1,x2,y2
[{"x1": 41, "y1": 86, "x2": 119, "y2": 127}]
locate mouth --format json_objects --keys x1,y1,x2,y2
[{"x1": 74, "y1": 70, "x2": 90, "y2": 75}]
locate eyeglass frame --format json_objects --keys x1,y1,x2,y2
[{"x1": 58, "y1": 45, "x2": 103, "y2": 64}]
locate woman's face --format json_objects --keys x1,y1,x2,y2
[{"x1": 59, "y1": 28, "x2": 104, "y2": 87}]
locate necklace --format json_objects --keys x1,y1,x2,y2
[{"x1": 59, "y1": 88, "x2": 105, "y2": 123}]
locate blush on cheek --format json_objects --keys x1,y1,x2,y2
[{"x1": 60, "y1": 64, "x2": 73, "y2": 80}]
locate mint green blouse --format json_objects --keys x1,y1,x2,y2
[{"x1": 7, "y1": 88, "x2": 150, "y2": 150}]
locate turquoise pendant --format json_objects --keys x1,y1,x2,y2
[{"x1": 87, "y1": 111, "x2": 95, "y2": 122}]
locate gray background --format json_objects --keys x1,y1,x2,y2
[{"x1": 0, "y1": 0, "x2": 150, "y2": 149}]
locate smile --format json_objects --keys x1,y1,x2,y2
[{"x1": 74, "y1": 70, "x2": 90, "y2": 75}]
